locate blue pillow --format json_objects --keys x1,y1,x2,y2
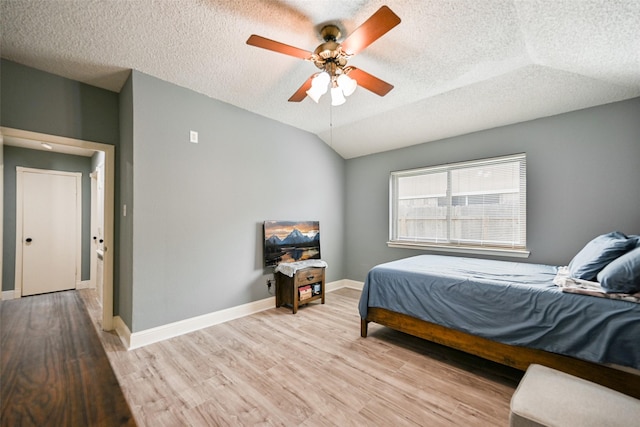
[
  {"x1": 568, "y1": 231, "x2": 635, "y2": 281},
  {"x1": 597, "y1": 246, "x2": 640, "y2": 294}
]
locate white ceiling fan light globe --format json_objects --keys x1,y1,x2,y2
[
  {"x1": 337, "y1": 74, "x2": 357, "y2": 97},
  {"x1": 331, "y1": 86, "x2": 346, "y2": 106},
  {"x1": 306, "y1": 85, "x2": 324, "y2": 103},
  {"x1": 315, "y1": 71, "x2": 330, "y2": 89},
  {"x1": 312, "y1": 71, "x2": 330, "y2": 95},
  {"x1": 306, "y1": 72, "x2": 331, "y2": 102}
]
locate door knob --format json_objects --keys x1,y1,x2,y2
[{"x1": 25, "y1": 238, "x2": 33, "y2": 243}]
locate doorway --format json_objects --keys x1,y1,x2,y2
[
  {"x1": 2, "y1": 127, "x2": 115, "y2": 331},
  {"x1": 16, "y1": 167, "x2": 82, "y2": 296}
]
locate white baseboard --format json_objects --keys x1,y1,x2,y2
[
  {"x1": 124, "y1": 295, "x2": 277, "y2": 350},
  {"x1": 76, "y1": 280, "x2": 93, "y2": 290},
  {"x1": 341, "y1": 279, "x2": 365, "y2": 291},
  {"x1": 1, "y1": 290, "x2": 17, "y2": 300},
  {"x1": 115, "y1": 279, "x2": 360, "y2": 350},
  {"x1": 325, "y1": 279, "x2": 364, "y2": 292},
  {"x1": 113, "y1": 315, "x2": 132, "y2": 349}
]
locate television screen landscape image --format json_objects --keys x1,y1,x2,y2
[{"x1": 263, "y1": 220, "x2": 321, "y2": 267}]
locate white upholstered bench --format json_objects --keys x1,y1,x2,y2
[{"x1": 510, "y1": 364, "x2": 640, "y2": 427}]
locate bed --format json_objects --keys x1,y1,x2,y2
[{"x1": 359, "y1": 254, "x2": 640, "y2": 398}]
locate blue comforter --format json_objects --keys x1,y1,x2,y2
[{"x1": 359, "y1": 255, "x2": 640, "y2": 369}]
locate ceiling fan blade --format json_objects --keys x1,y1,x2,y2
[
  {"x1": 348, "y1": 68, "x2": 394, "y2": 97},
  {"x1": 246, "y1": 35, "x2": 312, "y2": 60},
  {"x1": 288, "y1": 76, "x2": 314, "y2": 102},
  {"x1": 341, "y1": 6, "x2": 401, "y2": 56}
]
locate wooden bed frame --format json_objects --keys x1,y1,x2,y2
[{"x1": 362, "y1": 307, "x2": 640, "y2": 399}]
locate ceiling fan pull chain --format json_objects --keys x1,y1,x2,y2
[{"x1": 330, "y1": 103, "x2": 333, "y2": 148}]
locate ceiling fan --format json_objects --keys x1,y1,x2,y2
[{"x1": 246, "y1": 6, "x2": 401, "y2": 105}]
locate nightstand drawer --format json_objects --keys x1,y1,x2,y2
[{"x1": 295, "y1": 268, "x2": 324, "y2": 285}]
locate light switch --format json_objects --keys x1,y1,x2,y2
[{"x1": 190, "y1": 130, "x2": 198, "y2": 143}]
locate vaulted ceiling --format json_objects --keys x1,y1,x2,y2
[{"x1": 2, "y1": 1, "x2": 639, "y2": 158}]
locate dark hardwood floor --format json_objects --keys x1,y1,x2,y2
[{"x1": 1, "y1": 291, "x2": 135, "y2": 426}]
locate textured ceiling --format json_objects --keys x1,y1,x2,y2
[{"x1": 1, "y1": 0, "x2": 639, "y2": 159}]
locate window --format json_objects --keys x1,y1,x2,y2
[{"x1": 389, "y1": 153, "x2": 528, "y2": 256}]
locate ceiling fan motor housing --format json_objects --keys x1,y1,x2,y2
[
  {"x1": 313, "y1": 25, "x2": 349, "y2": 72},
  {"x1": 320, "y1": 25, "x2": 341, "y2": 42}
]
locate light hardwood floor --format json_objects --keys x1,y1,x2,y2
[{"x1": 81, "y1": 288, "x2": 522, "y2": 426}]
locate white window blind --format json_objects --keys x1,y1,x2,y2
[{"x1": 390, "y1": 153, "x2": 527, "y2": 253}]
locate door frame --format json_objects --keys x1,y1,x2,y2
[
  {"x1": 2, "y1": 127, "x2": 116, "y2": 331},
  {"x1": 15, "y1": 167, "x2": 82, "y2": 296}
]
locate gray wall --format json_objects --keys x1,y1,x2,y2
[
  {"x1": 117, "y1": 74, "x2": 134, "y2": 327},
  {"x1": 2, "y1": 146, "x2": 92, "y2": 290},
  {"x1": 344, "y1": 97, "x2": 640, "y2": 281},
  {"x1": 1, "y1": 60, "x2": 119, "y2": 145},
  {"x1": 128, "y1": 71, "x2": 345, "y2": 331},
  {"x1": 12, "y1": 59, "x2": 637, "y2": 336},
  {"x1": 1, "y1": 60, "x2": 120, "y2": 293},
  {"x1": 1, "y1": 60, "x2": 345, "y2": 335}
]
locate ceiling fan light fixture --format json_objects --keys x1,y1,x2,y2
[
  {"x1": 337, "y1": 73, "x2": 357, "y2": 97},
  {"x1": 313, "y1": 71, "x2": 330, "y2": 91},
  {"x1": 331, "y1": 86, "x2": 346, "y2": 106},
  {"x1": 306, "y1": 71, "x2": 330, "y2": 102},
  {"x1": 247, "y1": 6, "x2": 400, "y2": 103},
  {"x1": 306, "y1": 85, "x2": 324, "y2": 103}
]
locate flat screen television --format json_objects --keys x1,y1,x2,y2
[{"x1": 263, "y1": 220, "x2": 321, "y2": 267}]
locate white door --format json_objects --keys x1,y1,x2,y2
[
  {"x1": 96, "y1": 163, "x2": 105, "y2": 305},
  {"x1": 90, "y1": 163, "x2": 105, "y2": 306},
  {"x1": 19, "y1": 168, "x2": 81, "y2": 296},
  {"x1": 90, "y1": 170, "x2": 98, "y2": 289}
]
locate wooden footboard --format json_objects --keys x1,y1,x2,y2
[{"x1": 362, "y1": 307, "x2": 640, "y2": 399}]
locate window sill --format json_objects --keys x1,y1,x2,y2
[{"x1": 387, "y1": 241, "x2": 530, "y2": 258}]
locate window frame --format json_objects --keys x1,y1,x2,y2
[{"x1": 388, "y1": 153, "x2": 529, "y2": 258}]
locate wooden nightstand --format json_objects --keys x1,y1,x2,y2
[{"x1": 275, "y1": 266, "x2": 325, "y2": 314}]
